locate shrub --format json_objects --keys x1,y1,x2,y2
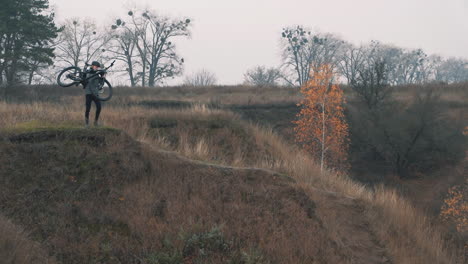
[{"x1": 348, "y1": 87, "x2": 466, "y2": 177}]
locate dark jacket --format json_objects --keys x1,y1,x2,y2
[{"x1": 84, "y1": 69, "x2": 102, "y2": 96}]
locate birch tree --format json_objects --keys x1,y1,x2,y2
[{"x1": 294, "y1": 64, "x2": 349, "y2": 172}]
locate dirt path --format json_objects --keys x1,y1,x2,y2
[{"x1": 307, "y1": 188, "x2": 392, "y2": 264}]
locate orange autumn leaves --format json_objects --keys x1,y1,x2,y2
[
  {"x1": 293, "y1": 65, "x2": 349, "y2": 172},
  {"x1": 440, "y1": 181, "x2": 468, "y2": 234}
]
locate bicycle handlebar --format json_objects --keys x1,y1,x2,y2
[
  {"x1": 84, "y1": 60, "x2": 115, "y2": 70},
  {"x1": 82, "y1": 60, "x2": 115, "y2": 82},
  {"x1": 105, "y1": 60, "x2": 116, "y2": 70}
]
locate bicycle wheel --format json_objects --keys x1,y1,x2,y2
[
  {"x1": 97, "y1": 79, "x2": 113, "y2": 101},
  {"x1": 57, "y1": 66, "x2": 82, "y2": 87}
]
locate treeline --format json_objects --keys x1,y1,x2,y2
[
  {"x1": 0, "y1": 0, "x2": 191, "y2": 86},
  {"x1": 280, "y1": 26, "x2": 468, "y2": 87},
  {"x1": 1, "y1": 0, "x2": 468, "y2": 87}
]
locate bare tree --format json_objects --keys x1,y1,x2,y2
[
  {"x1": 110, "y1": 17, "x2": 139, "y2": 86},
  {"x1": 352, "y1": 59, "x2": 391, "y2": 110},
  {"x1": 434, "y1": 57, "x2": 468, "y2": 83},
  {"x1": 279, "y1": 25, "x2": 468, "y2": 86},
  {"x1": 183, "y1": 69, "x2": 217, "y2": 86},
  {"x1": 338, "y1": 43, "x2": 365, "y2": 85},
  {"x1": 366, "y1": 42, "x2": 433, "y2": 85},
  {"x1": 244, "y1": 66, "x2": 282, "y2": 86},
  {"x1": 280, "y1": 26, "x2": 345, "y2": 86},
  {"x1": 25, "y1": 59, "x2": 53, "y2": 84},
  {"x1": 392, "y1": 48, "x2": 428, "y2": 85},
  {"x1": 114, "y1": 9, "x2": 191, "y2": 87},
  {"x1": 55, "y1": 19, "x2": 111, "y2": 67}
]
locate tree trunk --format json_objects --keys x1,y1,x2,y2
[
  {"x1": 148, "y1": 66, "x2": 155, "y2": 87},
  {"x1": 28, "y1": 69, "x2": 35, "y2": 85},
  {"x1": 141, "y1": 59, "x2": 146, "y2": 87},
  {"x1": 129, "y1": 69, "x2": 135, "y2": 87},
  {"x1": 0, "y1": 67, "x2": 3, "y2": 86},
  {"x1": 6, "y1": 65, "x2": 16, "y2": 84},
  {"x1": 148, "y1": 65, "x2": 154, "y2": 87},
  {"x1": 2, "y1": 83, "x2": 8, "y2": 101},
  {"x1": 126, "y1": 56, "x2": 135, "y2": 87},
  {"x1": 320, "y1": 101, "x2": 326, "y2": 173}
]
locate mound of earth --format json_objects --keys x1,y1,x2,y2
[
  {"x1": 0, "y1": 127, "x2": 390, "y2": 263},
  {"x1": 148, "y1": 114, "x2": 278, "y2": 166}
]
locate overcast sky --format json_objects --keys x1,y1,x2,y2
[{"x1": 49, "y1": 0, "x2": 468, "y2": 85}]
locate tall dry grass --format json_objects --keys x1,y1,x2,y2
[
  {"x1": 0, "y1": 214, "x2": 56, "y2": 264},
  {"x1": 0, "y1": 86, "x2": 464, "y2": 263},
  {"x1": 244, "y1": 120, "x2": 459, "y2": 263}
]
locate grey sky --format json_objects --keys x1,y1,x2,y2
[{"x1": 49, "y1": 0, "x2": 468, "y2": 85}]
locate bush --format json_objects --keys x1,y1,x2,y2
[
  {"x1": 349, "y1": 87, "x2": 466, "y2": 177},
  {"x1": 145, "y1": 226, "x2": 268, "y2": 264},
  {"x1": 183, "y1": 69, "x2": 217, "y2": 86},
  {"x1": 181, "y1": 226, "x2": 230, "y2": 258}
]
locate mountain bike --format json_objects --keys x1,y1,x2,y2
[{"x1": 57, "y1": 60, "x2": 115, "y2": 101}]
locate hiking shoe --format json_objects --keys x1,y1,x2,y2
[{"x1": 94, "y1": 121, "x2": 100, "y2": 127}]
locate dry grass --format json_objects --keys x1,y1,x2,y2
[
  {"x1": 0, "y1": 83, "x2": 465, "y2": 263},
  {"x1": 244, "y1": 122, "x2": 460, "y2": 263},
  {"x1": 0, "y1": 214, "x2": 56, "y2": 264}
]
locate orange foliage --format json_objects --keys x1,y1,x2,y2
[
  {"x1": 440, "y1": 180, "x2": 468, "y2": 234},
  {"x1": 293, "y1": 65, "x2": 349, "y2": 172}
]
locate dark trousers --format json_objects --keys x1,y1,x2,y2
[{"x1": 85, "y1": 94, "x2": 101, "y2": 121}]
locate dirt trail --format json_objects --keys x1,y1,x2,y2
[{"x1": 309, "y1": 189, "x2": 392, "y2": 264}]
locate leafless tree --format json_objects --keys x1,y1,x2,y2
[
  {"x1": 392, "y1": 48, "x2": 428, "y2": 85},
  {"x1": 365, "y1": 42, "x2": 434, "y2": 85},
  {"x1": 280, "y1": 26, "x2": 345, "y2": 86},
  {"x1": 434, "y1": 57, "x2": 468, "y2": 83},
  {"x1": 25, "y1": 60, "x2": 56, "y2": 84},
  {"x1": 338, "y1": 43, "x2": 365, "y2": 85},
  {"x1": 110, "y1": 17, "x2": 139, "y2": 86},
  {"x1": 244, "y1": 66, "x2": 282, "y2": 86},
  {"x1": 114, "y1": 9, "x2": 191, "y2": 87},
  {"x1": 351, "y1": 57, "x2": 392, "y2": 109},
  {"x1": 55, "y1": 19, "x2": 111, "y2": 67},
  {"x1": 183, "y1": 69, "x2": 217, "y2": 86},
  {"x1": 24, "y1": 57, "x2": 51, "y2": 85}
]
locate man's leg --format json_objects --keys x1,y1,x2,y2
[
  {"x1": 85, "y1": 95, "x2": 92, "y2": 126},
  {"x1": 93, "y1": 95, "x2": 102, "y2": 126}
]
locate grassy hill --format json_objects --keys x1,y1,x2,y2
[
  {"x1": 0, "y1": 126, "x2": 376, "y2": 263},
  {"x1": 0, "y1": 84, "x2": 465, "y2": 263}
]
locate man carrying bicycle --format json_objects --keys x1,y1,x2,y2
[{"x1": 84, "y1": 61, "x2": 104, "y2": 127}]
